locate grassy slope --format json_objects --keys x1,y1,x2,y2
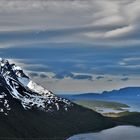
[
  {"x1": 74, "y1": 100, "x2": 129, "y2": 111},
  {"x1": 74, "y1": 100, "x2": 140, "y2": 127},
  {"x1": 111, "y1": 111, "x2": 140, "y2": 126}
]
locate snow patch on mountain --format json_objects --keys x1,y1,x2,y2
[
  {"x1": 0, "y1": 92, "x2": 11, "y2": 115},
  {"x1": 0, "y1": 58, "x2": 72, "y2": 115},
  {"x1": 27, "y1": 80, "x2": 50, "y2": 95}
]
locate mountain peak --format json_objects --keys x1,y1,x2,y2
[{"x1": 0, "y1": 58, "x2": 72, "y2": 115}]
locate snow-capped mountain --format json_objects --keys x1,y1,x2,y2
[
  {"x1": 0, "y1": 59, "x2": 117, "y2": 139},
  {"x1": 0, "y1": 58, "x2": 72, "y2": 115}
]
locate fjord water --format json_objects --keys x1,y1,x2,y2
[{"x1": 67, "y1": 126, "x2": 140, "y2": 140}]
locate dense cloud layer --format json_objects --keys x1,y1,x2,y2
[
  {"x1": 0, "y1": 0, "x2": 140, "y2": 92},
  {"x1": 0, "y1": 0, "x2": 140, "y2": 47}
]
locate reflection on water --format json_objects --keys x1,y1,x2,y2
[{"x1": 67, "y1": 126, "x2": 140, "y2": 140}]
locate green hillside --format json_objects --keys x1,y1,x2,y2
[{"x1": 74, "y1": 100, "x2": 129, "y2": 112}]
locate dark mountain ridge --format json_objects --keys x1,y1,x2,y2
[{"x1": 0, "y1": 58, "x2": 115, "y2": 139}]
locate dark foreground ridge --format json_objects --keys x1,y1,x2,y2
[{"x1": 0, "y1": 58, "x2": 115, "y2": 139}]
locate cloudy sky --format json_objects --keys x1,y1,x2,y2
[{"x1": 0, "y1": 0, "x2": 140, "y2": 94}]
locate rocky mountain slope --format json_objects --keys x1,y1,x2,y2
[{"x1": 0, "y1": 58, "x2": 115, "y2": 139}]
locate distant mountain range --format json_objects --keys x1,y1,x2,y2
[{"x1": 60, "y1": 87, "x2": 140, "y2": 101}]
